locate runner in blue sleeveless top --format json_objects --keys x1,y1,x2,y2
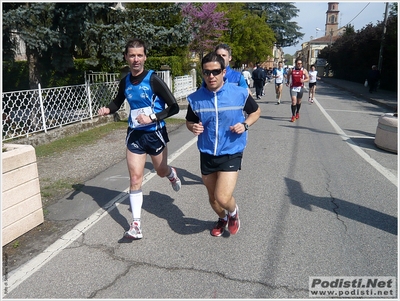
[{"x1": 98, "y1": 38, "x2": 181, "y2": 240}]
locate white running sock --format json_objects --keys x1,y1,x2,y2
[
  {"x1": 167, "y1": 167, "x2": 175, "y2": 180},
  {"x1": 129, "y1": 190, "x2": 143, "y2": 222},
  {"x1": 229, "y1": 207, "x2": 237, "y2": 217}
]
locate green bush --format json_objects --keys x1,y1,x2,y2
[{"x1": 3, "y1": 61, "x2": 30, "y2": 91}]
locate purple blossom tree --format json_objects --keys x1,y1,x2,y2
[{"x1": 181, "y1": 3, "x2": 228, "y2": 58}]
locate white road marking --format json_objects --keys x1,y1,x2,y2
[
  {"x1": 313, "y1": 98, "x2": 398, "y2": 187},
  {"x1": 3, "y1": 136, "x2": 198, "y2": 296}
]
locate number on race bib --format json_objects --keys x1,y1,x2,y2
[{"x1": 130, "y1": 106, "x2": 155, "y2": 128}]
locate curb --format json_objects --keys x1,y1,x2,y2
[{"x1": 321, "y1": 79, "x2": 397, "y2": 112}]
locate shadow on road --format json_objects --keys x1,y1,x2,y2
[{"x1": 285, "y1": 177, "x2": 397, "y2": 235}]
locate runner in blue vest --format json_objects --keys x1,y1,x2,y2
[
  {"x1": 98, "y1": 38, "x2": 181, "y2": 240},
  {"x1": 215, "y1": 43, "x2": 251, "y2": 94},
  {"x1": 186, "y1": 51, "x2": 261, "y2": 237}
]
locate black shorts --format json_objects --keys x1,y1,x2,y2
[
  {"x1": 200, "y1": 152, "x2": 242, "y2": 175},
  {"x1": 126, "y1": 126, "x2": 169, "y2": 155},
  {"x1": 309, "y1": 82, "x2": 316, "y2": 88}
]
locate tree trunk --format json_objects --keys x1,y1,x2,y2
[{"x1": 27, "y1": 48, "x2": 41, "y2": 89}]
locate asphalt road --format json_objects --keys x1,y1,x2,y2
[{"x1": 3, "y1": 80, "x2": 398, "y2": 299}]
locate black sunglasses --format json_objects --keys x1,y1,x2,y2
[{"x1": 202, "y1": 69, "x2": 223, "y2": 76}]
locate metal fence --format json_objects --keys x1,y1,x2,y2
[{"x1": 2, "y1": 71, "x2": 195, "y2": 142}]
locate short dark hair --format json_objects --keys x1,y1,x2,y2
[
  {"x1": 124, "y1": 38, "x2": 147, "y2": 55},
  {"x1": 202, "y1": 52, "x2": 226, "y2": 70},
  {"x1": 310, "y1": 64, "x2": 315, "y2": 68},
  {"x1": 215, "y1": 43, "x2": 232, "y2": 56},
  {"x1": 295, "y1": 57, "x2": 302, "y2": 64}
]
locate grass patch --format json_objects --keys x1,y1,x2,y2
[
  {"x1": 40, "y1": 178, "x2": 77, "y2": 198},
  {"x1": 34, "y1": 120, "x2": 128, "y2": 158},
  {"x1": 34, "y1": 118, "x2": 185, "y2": 158}
]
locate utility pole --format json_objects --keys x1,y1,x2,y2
[{"x1": 378, "y1": 2, "x2": 389, "y2": 72}]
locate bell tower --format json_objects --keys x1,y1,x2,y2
[{"x1": 325, "y1": 2, "x2": 339, "y2": 37}]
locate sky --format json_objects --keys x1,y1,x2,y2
[{"x1": 283, "y1": 1, "x2": 391, "y2": 56}]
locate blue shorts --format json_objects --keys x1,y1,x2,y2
[
  {"x1": 125, "y1": 127, "x2": 169, "y2": 155},
  {"x1": 200, "y1": 152, "x2": 242, "y2": 175}
]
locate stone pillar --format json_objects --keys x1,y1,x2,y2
[
  {"x1": 375, "y1": 113, "x2": 398, "y2": 153},
  {"x1": 2, "y1": 144, "x2": 44, "y2": 246}
]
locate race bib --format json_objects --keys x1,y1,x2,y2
[
  {"x1": 291, "y1": 86, "x2": 301, "y2": 92},
  {"x1": 130, "y1": 106, "x2": 155, "y2": 128}
]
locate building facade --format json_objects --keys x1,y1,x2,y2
[{"x1": 296, "y1": 2, "x2": 345, "y2": 74}]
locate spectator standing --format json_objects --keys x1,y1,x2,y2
[
  {"x1": 367, "y1": 65, "x2": 381, "y2": 93},
  {"x1": 185, "y1": 51, "x2": 261, "y2": 237}
]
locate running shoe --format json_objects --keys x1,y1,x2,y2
[
  {"x1": 124, "y1": 222, "x2": 143, "y2": 239},
  {"x1": 291, "y1": 116, "x2": 296, "y2": 122},
  {"x1": 169, "y1": 167, "x2": 181, "y2": 192},
  {"x1": 211, "y1": 218, "x2": 227, "y2": 237},
  {"x1": 311, "y1": 99, "x2": 314, "y2": 103},
  {"x1": 295, "y1": 113, "x2": 300, "y2": 119},
  {"x1": 308, "y1": 97, "x2": 312, "y2": 103},
  {"x1": 228, "y1": 206, "x2": 240, "y2": 235}
]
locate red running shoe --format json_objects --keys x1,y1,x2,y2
[
  {"x1": 228, "y1": 206, "x2": 240, "y2": 235},
  {"x1": 291, "y1": 116, "x2": 296, "y2": 122},
  {"x1": 295, "y1": 113, "x2": 300, "y2": 119},
  {"x1": 211, "y1": 218, "x2": 227, "y2": 237}
]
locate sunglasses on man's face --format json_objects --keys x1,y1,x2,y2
[{"x1": 202, "y1": 69, "x2": 223, "y2": 76}]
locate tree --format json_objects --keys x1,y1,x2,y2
[
  {"x1": 3, "y1": 3, "x2": 192, "y2": 88},
  {"x1": 217, "y1": 3, "x2": 275, "y2": 66},
  {"x1": 124, "y1": 3, "x2": 189, "y2": 57},
  {"x1": 244, "y1": 3, "x2": 304, "y2": 47},
  {"x1": 82, "y1": 3, "x2": 191, "y2": 69},
  {"x1": 180, "y1": 3, "x2": 228, "y2": 58},
  {"x1": 2, "y1": 3, "x2": 109, "y2": 88}
]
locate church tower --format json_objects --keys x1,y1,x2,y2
[{"x1": 325, "y1": 2, "x2": 339, "y2": 37}]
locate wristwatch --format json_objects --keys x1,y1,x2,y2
[
  {"x1": 242, "y1": 122, "x2": 249, "y2": 131},
  {"x1": 149, "y1": 113, "x2": 157, "y2": 122}
]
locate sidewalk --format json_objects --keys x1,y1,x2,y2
[{"x1": 321, "y1": 77, "x2": 398, "y2": 112}]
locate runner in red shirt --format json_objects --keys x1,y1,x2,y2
[{"x1": 286, "y1": 58, "x2": 310, "y2": 122}]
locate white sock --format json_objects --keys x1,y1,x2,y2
[
  {"x1": 129, "y1": 190, "x2": 143, "y2": 223},
  {"x1": 229, "y1": 208, "x2": 237, "y2": 217},
  {"x1": 167, "y1": 167, "x2": 175, "y2": 180}
]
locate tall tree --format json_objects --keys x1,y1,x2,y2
[
  {"x1": 2, "y1": 3, "x2": 191, "y2": 88},
  {"x1": 2, "y1": 3, "x2": 108, "y2": 88},
  {"x1": 217, "y1": 3, "x2": 275, "y2": 66},
  {"x1": 244, "y1": 3, "x2": 304, "y2": 47},
  {"x1": 180, "y1": 3, "x2": 228, "y2": 58}
]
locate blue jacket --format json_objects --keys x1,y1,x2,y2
[
  {"x1": 187, "y1": 80, "x2": 249, "y2": 156},
  {"x1": 225, "y1": 66, "x2": 248, "y2": 89},
  {"x1": 125, "y1": 70, "x2": 165, "y2": 131}
]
